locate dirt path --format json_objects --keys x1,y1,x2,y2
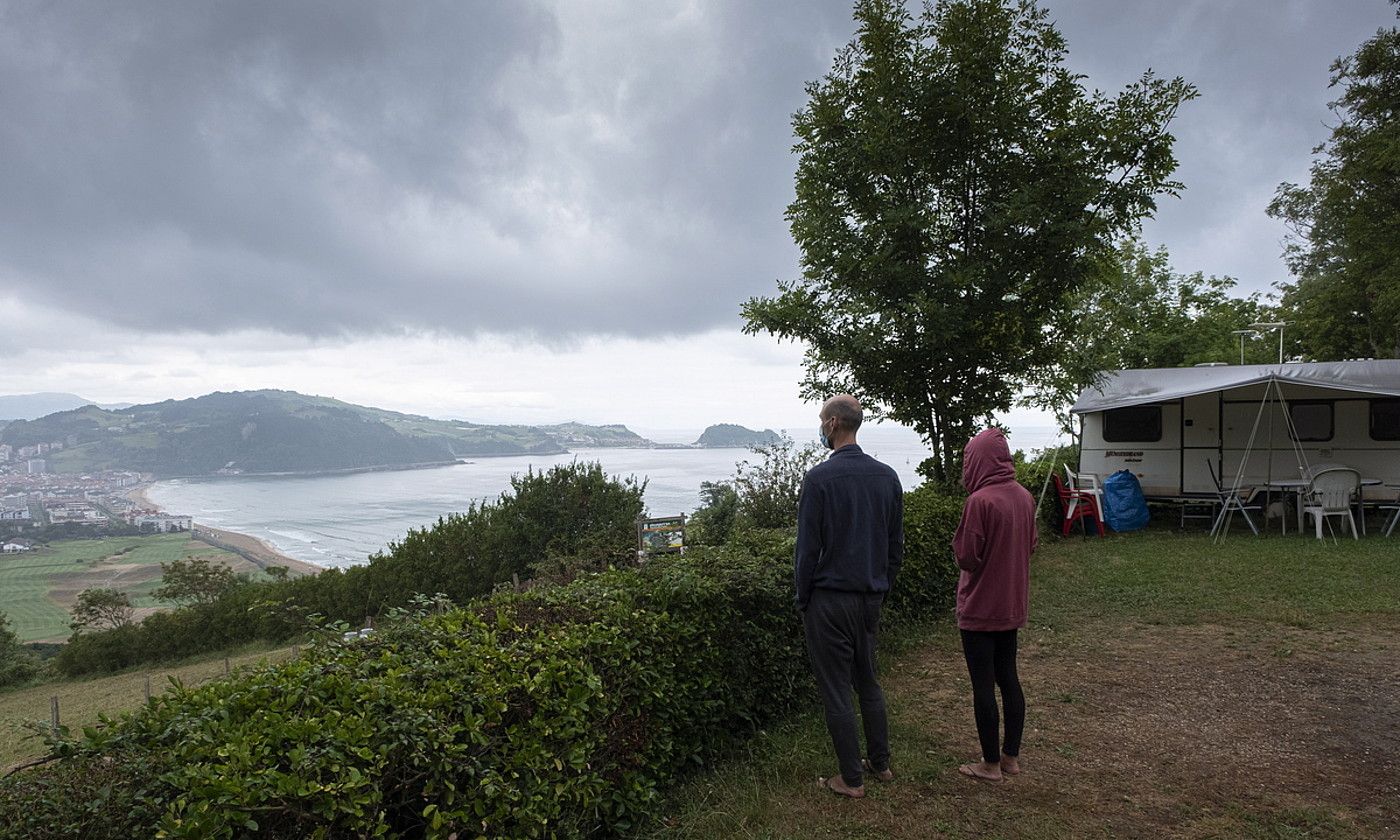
[{"x1": 875, "y1": 620, "x2": 1400, "y2": 838}]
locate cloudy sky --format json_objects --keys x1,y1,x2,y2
[{"x1": 1, "y1": 0, "x2": 1394, "y2": 432}]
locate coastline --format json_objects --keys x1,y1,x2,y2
[{"x1": 126, "y1": 483, "x2": 324, "y2": 578}]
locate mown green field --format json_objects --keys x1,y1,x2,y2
[{"x1": 0, "y1": 535, "x2": 239, "y2": 642}]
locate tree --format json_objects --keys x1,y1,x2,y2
[
  {"x1": 154, "y1": 556, "x2": 241, "y2": 606},
  {"x1": 1026, "y1": 238, "x2": 1275, "y2": 429},
  {"x1": 70, "y1": 587, "x2": 135, "y2": 632},
  {"x1": 731, "y1": 436, "x2": 827, "y2": 530},
  {"x1": 743, "y1": 0, "x2": 1196, "y2": 482},
  {"x1": 1269, "y1": 5, "x2": 1400, "y2": 360}
]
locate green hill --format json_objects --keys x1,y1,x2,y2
[
  {"x1": 0, "y1": 390, "x2": 657, "y2": 477},
  {"x1": 693, "y1": 423, "x2": 782, "y2": 448}
]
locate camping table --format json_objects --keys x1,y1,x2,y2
[
  {"x1": 1384, "y1": 483, "x2": 1400, "y2": 537},
  {"x1": 1264, "y1": 477, "x2": 1382, "y2": 535}
]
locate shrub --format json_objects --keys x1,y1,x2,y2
[
  {"x1": 0, "y1": 613, "x2": 42, "y2": 689},
  {"x1": 888, "y1": 483, "x2": 966, "y2": 619},
  {"x1": 0, "y1": 752, "x2": 168, "y2": 840},
  {"x1": 1, "y1": 546, "x2": 807, "y2": 839},
  {"x1": 731, "y1": 435, "x2": 826, "y2": 530},
  {"x1": 382, "y1": 460, "x2": 645, "y2": 595},
  {"x1": 68, "y1": 588, "x2": 135, "y2": 632},
  {"x1": 152, "y1": 556, "x2": 244, "y2": 606},
  {"x1": 687, "y1": 480, "x2": 738, "y2": 545}
]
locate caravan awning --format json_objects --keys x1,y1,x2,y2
[{"x1": 1071, "y1": 360, "x2": 1400, "y2": 414}]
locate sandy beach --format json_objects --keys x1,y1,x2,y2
[{"x1": 125, "y1": 484, "x2": 323, "y2": 578}]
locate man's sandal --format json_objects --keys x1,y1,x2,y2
[{"x1": 861, "y1": 758, "x2": 895, "y2": 782}]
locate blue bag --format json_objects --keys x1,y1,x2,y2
[{"x1": 1101, "y1": 469, "x2": 1150, "y2": 532}]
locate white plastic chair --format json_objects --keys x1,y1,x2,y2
[
  {"x1": 1302, "y1": 467, "x2": 1361, "y2": 540},
  {"x1": 1064, "y1": 467, "x2": 1105, "y2": 525}
]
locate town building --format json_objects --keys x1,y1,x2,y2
[{"x1": 130, "y1": 513, "x2": 192, "y2": 533}]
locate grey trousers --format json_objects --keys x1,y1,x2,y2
[{"x1": 802, "y1": 588, "x2": 890, "y2": 786}]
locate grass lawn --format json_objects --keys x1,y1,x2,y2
[
  {"x1": 0, "y1": 645, "x2": 296, "y2": 771},
  {"x1": 650, "y1": 530, "x2": 1400, "y2": 839},
  {"x1": 0, "y1": 534, "x2": 244, "y2": 642}
]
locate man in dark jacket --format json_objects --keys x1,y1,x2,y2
[
  {"x1": 796, "y1": 394, "x2": 904, "y2": 799},
  {"x1": 952, "y1": 428, "x2": 1037, "y2": 782}
]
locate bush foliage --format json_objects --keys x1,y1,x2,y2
[
  {"x1": 888, "y1": 483, "x2": 965, "y2": 618},
  {"x1": 0, "y1": 613, "x2": 42, "y2": 689}
]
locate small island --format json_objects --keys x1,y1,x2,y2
[{"x1": 693, "y1": 423, "x2": 782, "y2": 448}]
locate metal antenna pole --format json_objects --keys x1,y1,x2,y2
[
  {"x1": 1230, "y1": 329, "x2": 1256, "y2": 365},
  {"x1": 1250, "y1": 321, "x2": 1290, "y2": 365}
]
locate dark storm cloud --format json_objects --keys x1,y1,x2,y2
[
  {"x1": 0, "y1": 0, "x2": 1393, "y2": 338},
  {"x1": 1045, "y1": 0, "x2": 1398, "y2": 292}
]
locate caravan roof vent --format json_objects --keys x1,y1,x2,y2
[{"x1": 1193, "y1": 362, "x2": 1229, "y2": 367}]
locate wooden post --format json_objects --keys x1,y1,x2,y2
[
  {"x1": 144, "y1": 676, "x2": 152, "y2": 702},
  {"x1": 223, "y1": 657, "x2": 230, "y2": 676},
  {"x1": 50, "y1": 696, "x2": 59, "y2": 733},
  {"x1": 291, "y1": 644, "x2": 300, "y2": 657},
  {"x1": 512, "y1": 572, "x2": 521, "y2": 592}
]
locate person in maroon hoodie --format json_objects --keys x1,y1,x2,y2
[{"x1": 953, "y1": 428, "x2": 1037, "y2": 782}]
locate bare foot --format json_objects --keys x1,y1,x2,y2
[
  {"x1": 862, "y1": 758, "x2": 895, "y2": 782},
  {"x1": 958, "y1": 761, "x2": 1004, "y2": 782},
  {"x1": 1000, "y1": 754, "x2": 1021, "y2": 776},
  {"x1": 819, "y1": 775, "x2": 866, "y2": 798}
]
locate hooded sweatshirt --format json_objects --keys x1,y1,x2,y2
[{"x1": 953, "y1": 429, "x2": 1037, "y2": 631}]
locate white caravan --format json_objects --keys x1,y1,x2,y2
[{"x1": 1072, "y1": 360, "x2": 1400, "y2": 500}]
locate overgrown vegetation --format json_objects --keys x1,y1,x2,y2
[
  {"x1": 0, "y1": 433, "x2": 974, "y2": 837},
  {"x1": 1, "y1": 549, "x2": 811, "y2": 838}
]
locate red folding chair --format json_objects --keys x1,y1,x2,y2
[{"x1": 1053, "y1": 473, "x2": 1105, "y2": 536}]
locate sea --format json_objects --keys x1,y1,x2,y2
[{"x1": 147, "y1": 424, "x2": 1063, "y2": 570}]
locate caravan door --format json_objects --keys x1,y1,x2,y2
[{"x1": 1181, "y1": 392, "x2": 1221, "y2": 494}]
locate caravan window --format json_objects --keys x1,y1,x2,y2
[
  {"x1": 1103, "y1": 406, "x2": 1162, "y2": 442},
  {"x1": 1288, "y1": 401, "x2": 1333, "y2": 442},
  {"x1": 1371, "y1": 400, "x2": 1400, "y2": 441}
]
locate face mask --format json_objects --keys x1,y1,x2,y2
[{"x1": 819, "y1": 419, "x2": 833, "y2": 450}]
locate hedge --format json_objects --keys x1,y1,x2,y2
[
  {"x1": 1, "y1": 487, "x2": 965, "y2": 838},
  {"x1": 889, "y1": 483, "x2": 966, "y2": 618}
]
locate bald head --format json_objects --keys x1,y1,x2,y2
[{"x1": 821, "y1": 394, "x2": 864, "y2": 437}]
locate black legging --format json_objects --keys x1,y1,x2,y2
[{"x1": 960, "y1": 628, "x2": 1025, "y2": 764}]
